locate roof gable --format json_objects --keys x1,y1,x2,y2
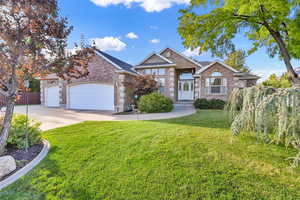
[
  {"x1": 138, "y1": 53, "x2": 173, "y2": 66},
  {"x1": 196, "y1": 61, "x2": 238, "y2": 74},
  {"x1": 159, "y1": 47, "x2": 203, "y2": 68}
]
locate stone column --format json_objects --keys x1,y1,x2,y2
[
  {"x1": 117, "y1": 74, "x2": 126, "y2": 113},
  {"x1": 169, "y1": 68, "x2": 176, "y2": 101},
  {"x1": 40, "y1": 80, "x2": 45, "y2": 106},
  {"x1": 58, "y1": 79, "x2": 64, "y2": 107},
  {"x1": 194, "y1": 77, "x2": 200, "y2": 99}
]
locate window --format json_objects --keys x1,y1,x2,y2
[
  {"x1": 155, "y1": 78, "x2": 166, "y2": 94},
  {"x1": 183, "y1": 82, "x2": 189, "y2": 91},
  {"x1": 211, "y1": 72, "x2": 223, "y2": 77},
  {"x1": 179, "y1": 73, "x2": 193, "y2": 80},
  {"x1": 145, "y1": 69, "x2": 152, "y2": 75},
  {"x1": 155, "y1": 78, "x2": 166, "y2": 86},
  {"x1": 144, "y1": 68, "x2": 166, "y2": 75},
  {"x1": 158, "y1": 68, "x2": 166, "y2": 75},
  {"x1": 205, "y1": 77, "x2": 227, "y2": 95}
]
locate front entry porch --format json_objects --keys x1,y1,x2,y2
[
  {"x1": 176, "y1": 70, "x2": 195, "y2": 101},
  {"x1": 178, "y1": 80, "x2": 194, "y2": 100}
]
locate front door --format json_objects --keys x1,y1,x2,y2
[{"x1": 178, "y1": 80, "x2": 194, "y2": 100}]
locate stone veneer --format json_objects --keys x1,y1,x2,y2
[
  {"x1": 196, "y1": 63, "x2": 235, "y2": 101},
  {"x1": 40, "y1": 54, "x2": 136, "y2": 113}
]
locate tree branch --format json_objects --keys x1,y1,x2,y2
[{"x1": 233, "y1": 14, "x2": 264, "y2": 25}]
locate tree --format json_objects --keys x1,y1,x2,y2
[
  {"x1": 126, "y1": 75, "x2": 158, "y2": 105},
  {"x1": 0, "y1": 0, "x2": 94, "y2": 154},
  {"x1": 178, "y1": 0, "x2": 300, "y2": 86},
  {"x1": 224, "y1": 50, "x2": 250, "y2": 72},
  {"x1": 262, "y1": 73, "x2": 292, "y2": 88}
]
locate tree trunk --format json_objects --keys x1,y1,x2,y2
[
  {"x1": 264, "y1": 23, "x2": 300, "y2": 87},
  {"x1": 0, "y1": 97, "x2": 15, "y2": 155}
]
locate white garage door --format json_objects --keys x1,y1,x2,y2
[
  {"x1": 45, "y1": 86, "x2": 60, "y2": 107},
  {"x1": 69, "y1": 83, "x2": 114, "y2": 110}
]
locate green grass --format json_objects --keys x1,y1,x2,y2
[{"x1": 1, "y1": 110, "x2": 300, "y2": 200}]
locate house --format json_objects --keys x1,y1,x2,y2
[
  {"x1": 296, "y1": 67, "x2": 300, "y2": 75},
  {"x1": 40, "y1": 47, "x2": 259, "y2": 112},
  {"x1": 134, "y1": 47, "x2": 259, "y2": 102},
  {"x1": 40, "y1": 50, "x2": 137, "y2": 112}
]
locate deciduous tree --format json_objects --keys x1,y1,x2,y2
[
  {"x1": 178, "y1": 0, "x2": 300, "y2": 86},
  {"x1": 0, "y1": 0, "x2": 94, "y2": 153},
  {"x1": 262, "y1": 73, "x2": 292, "y2": 88},
  {"x1": 224, "y1": 50, "x2": 250, "y2": 72}
]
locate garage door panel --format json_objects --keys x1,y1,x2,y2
[
  {"x1": 69, "y1": 84, "x2": 114, "y2": 111},
  {"x1": 46, "y1": 86, "x2": 59, "y2": 107}
]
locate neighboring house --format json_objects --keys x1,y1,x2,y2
[
  {"x1": 40, "y1": 50, "x2": 137, "y2": 112},
  {"x1": 134, "y1": 47, "x2": 259, "y2": 102}
]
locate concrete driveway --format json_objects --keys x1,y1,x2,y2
[{"x1": 13, "y1": 105, "x2": 196, "y2": 131}]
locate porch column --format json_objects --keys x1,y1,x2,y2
[
  {"x1": 117, "y1": 74, "x2": 126, "y2": 113},
  {"x1": 194, "y1": 77, "x2": 200, "y2": 99},
  {"x1": 40, "y1": 80, "x2": 45, "y2": 106},
  {"x1": 169, "y1": 68, "x2": 176, "y2": 101}
]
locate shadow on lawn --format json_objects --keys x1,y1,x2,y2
[{"x1": 153, "y1": 110, "x2": 231, "y2": 129}]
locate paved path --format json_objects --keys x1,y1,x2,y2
[{"x1": 12, "y1": 105, "x2": 196, "y2": 131}]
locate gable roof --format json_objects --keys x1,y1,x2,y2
[
  {"x1": 196, "y1": 61, "x2": 239, "y2": 74},
  {"x1": 159, "y1": 47, "x2": 203, "y2": 68},
  {"x1": 138, "y1": 52, "x2": 174, "y2": 66},
  {"x1": 296, "y1": 67, "x2": 300, "y2": 75},
  {"x1": 95, "y1": 50, "x2": 137, "y2": 74}
]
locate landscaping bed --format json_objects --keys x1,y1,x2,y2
[{"x1": 1, "y1": 143, "x2": 43, "y2": 181}]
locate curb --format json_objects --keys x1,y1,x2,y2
[{"x1": 0, "y1": 139, "x2": 50, "y2": 190}]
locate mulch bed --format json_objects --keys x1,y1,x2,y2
[{"x1": 0, "y1": 143, "x2": 43, "y2": 181}]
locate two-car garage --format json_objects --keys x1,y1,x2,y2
[
  {"x1": 44, "y1": 83, "x2": 115, "y2": 111},
  {"x1": 67, "y1": 83, "x2": 114, "y2": 111},
  {"x1": 41, "y1": 49, "x2": 136, "y2": 112}
]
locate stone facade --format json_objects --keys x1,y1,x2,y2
[
  {"x1": 196, "y1": 62, "x2": 235, "y2": 101},
  {"x1": 41, "y1": 53, "x2": 136, "y2": 112},
  {"x1": 135, "y1": 48, "x2": 259, "y2": 102}
]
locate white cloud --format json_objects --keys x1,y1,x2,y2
[
  {"x1": 91, "y1": 36, "x2": 127, "y2": 51},
  {"x1": 182, "y1": 48, "x2": 200, "y2": 57},
  {"x1": 149, "y1": 38, "x2": 160, "y2": 44},
  {"x1": 90, "y1": 0, "x2": 190, "y2": 12},
  {"x1": 126, "y1": 32, "x2": 138, "y2": 39}
]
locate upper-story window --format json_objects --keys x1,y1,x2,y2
[
  {"x1": 144, "y1": 68, "x2": 166, "y2": 75},
  {"x1": 179, "y1": 73, "x2": 193, "y2": 80},
  {"x1": 211, "y1": 72, "x2": 223, "y2": 77},
  {"x1": 205, "y1": 71, "x2": 227, "y2": 95}
]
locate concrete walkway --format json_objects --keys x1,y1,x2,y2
[{"x1": 13, "y1": 105, "x2": 196, "y2": 131}]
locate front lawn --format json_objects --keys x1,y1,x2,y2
[{"x1": 1, "y1": 110, "x2": 300, "y2": 199}]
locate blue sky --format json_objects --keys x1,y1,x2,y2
[{"x1": 58, "y1": 0, "x2": 299, "y2": 81}]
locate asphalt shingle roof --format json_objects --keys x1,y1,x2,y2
[{"x1": 96, "y1": 50, "x2": 136, "y2": 74}]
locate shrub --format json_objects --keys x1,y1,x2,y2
[
  {"x1": 194, "y1": 98, "x2": 226, "y2": 110},
  {"x1": 209, "y1": 99, "x2": 226, "y2": 110},
  {"x1": 138, "y1": 93, "x2": 173, "y2": 113},
  {"x1": 194, "y1": 98, "x2": 210, "y2": 109},
  {"x1": 6, "y1": 114, "x2": 42, "y2": 149}
]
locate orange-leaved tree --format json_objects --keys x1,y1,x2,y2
[{"x1": 0, "y1": 0, "x2": 95, "y2": 153}]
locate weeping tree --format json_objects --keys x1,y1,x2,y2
[
  {"x1": 227, "y1": 87, "x2": 300, "y2": 167},
  {"x1": 0, "y1": 0, "x2": 95, "y2": 154},
  {"x1": 178, "y1": 0, "x2": 300, "y2": 86}
]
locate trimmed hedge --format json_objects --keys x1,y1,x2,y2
[
  {"x1": 138, "y1": 93, "x2": 174, "y2": 113},
  {"x1": 194, "y1": 98, "x2": 226, "y2": 110}
]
